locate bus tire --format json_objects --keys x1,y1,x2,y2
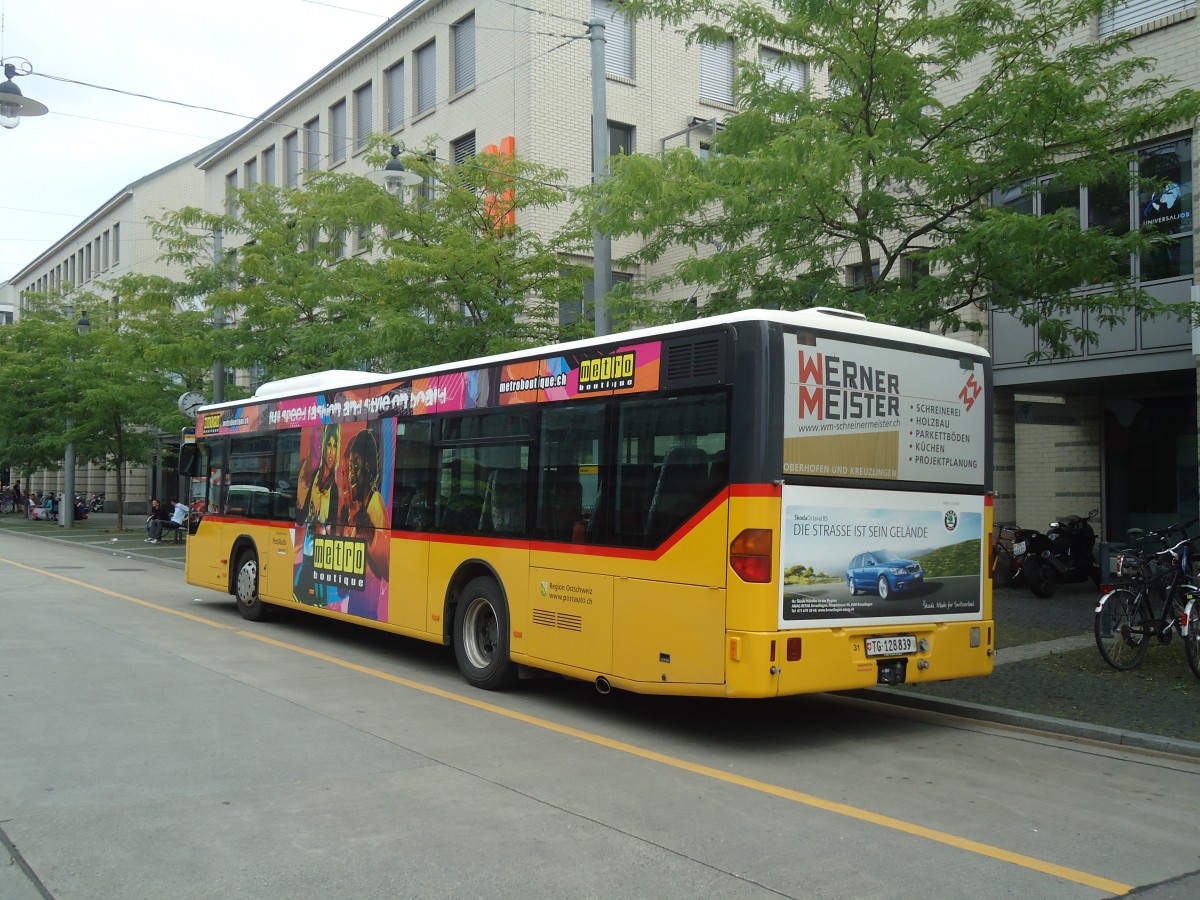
[
  {"x1": 234, "y1": 549, "x2": 272, "y2": 622},
  {"x1": 453, "y1": 577, "x2": 518, "y2": 690}
]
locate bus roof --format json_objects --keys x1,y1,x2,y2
[{"x1": 206, "y1": 307, "x2": 989, "y2": 410}]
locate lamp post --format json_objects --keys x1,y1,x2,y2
[
  {"x1": 60, "y1": 309, "x2": 90, "y2": 529},
  {"x1": 0, "y1": 59, "x2": 49, "y2": 130},
  {"x1": 368, "y1": 144, "x2": 422, "y2": 199}
]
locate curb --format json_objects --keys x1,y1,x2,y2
[{"x1": 854, "y1": 687, "x2": 1200, "y2": 760}]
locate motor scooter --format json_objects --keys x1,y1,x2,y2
[{"x1": 1017, "y1": 509, "x2": 1101, "y2": 598}]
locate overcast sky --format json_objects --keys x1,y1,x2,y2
[{"x1": 1, "y1": 0, "x2": 406, "y2": 284}]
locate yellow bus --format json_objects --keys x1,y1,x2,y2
[{"x1": 181, "y1": 308, "x2": 993, "y2": 696}]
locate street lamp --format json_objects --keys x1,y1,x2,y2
[
  {"x1": 60, "y1": 309, "x2": 90, "y2": 529},
  {"x1": 0, "y1": 60, "x2": 49, "y2": 130},
  {"x1": 368, "y1": 143, "x2": 422, "y2": 199}
]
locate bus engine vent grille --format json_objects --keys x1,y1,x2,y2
[
  {"x1": 662, "y1": 334, "x2": 726, "y2": 388},
  {"x1": 533, "y1": 609, "x2": 583, "y2": 632}
]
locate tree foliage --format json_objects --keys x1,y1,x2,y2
[
  {"x1": 583, "y1": 0, "x2": 1200, "y2": 354},
  {"x1": 151, "y1": 142, "x2": 587, "y2": 381},
  {"x1": 0, "y1": 291, "x2": 208, "y2": 529}
]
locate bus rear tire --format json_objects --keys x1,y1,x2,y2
[
  {"x1": 234, "y1": 550, "x2": 272, "y2": 622},
  {"x1": 453, "y1": 577, "x2": 518, "y2": 690}
]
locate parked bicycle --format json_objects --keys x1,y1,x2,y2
[
  {"x1": 0, "y1": 488, "x2": 15, "y2": 514},
  {"x1": 89, "y1": 492, "x2": 106, "y2": 513},
  {"x1": 1094, "y1": 521, "x2": 1198, "y2": 671},
  {"x1": 989, "y1": 522, "x2": 1028, "y2": 588},
  {"x1": 1182, "y1": 584, "x2": 1200, "y2": 682}
]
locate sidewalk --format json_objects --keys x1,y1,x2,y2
[
  {"x1": 2, "y1": 510, "x2": 1196, "y2": 756},
  {"x1": 0, "y1": 510, "x2": 186, "y2": 569}
]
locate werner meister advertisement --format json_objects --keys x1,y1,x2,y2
[{"x1": 782, "y1": 332, "x2": 986, "y2": 485}]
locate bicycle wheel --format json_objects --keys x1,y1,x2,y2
[
  {"x1": 1185, "y1": 599, "x2": 1200, "y2": 682},
  {"x1": 0, "y1": 497, "x2": 12, "y2": 514},
  {"x1": 1095, "y1": 588, "x2": 1152, "y2": 670}
]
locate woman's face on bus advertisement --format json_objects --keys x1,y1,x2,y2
[
  {"x1": 322, "y1": 432, "x2": 339, "y2": 470},
  {"x1": 346, "y1": 450, "x2": 369, "y2": 499}
]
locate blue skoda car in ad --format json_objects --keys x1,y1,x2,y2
[{"x1": 846, "y1": 550, "x2": 924, "y2": 599}]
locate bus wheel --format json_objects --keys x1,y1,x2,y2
[
  {"x1": 234, "y1": 550, "x2": 272, "y2": 622},
  {"x1": 453, "y1": 577, "x2": 518, "y2": 690}
]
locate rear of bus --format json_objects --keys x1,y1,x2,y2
[{"x1": 722, "y1": 310, "x2": 993, "y2": 696}]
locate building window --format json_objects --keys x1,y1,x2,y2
[
  {"x1": 330, "y1": 99, "x2": 348, "y2": 164},
  {"x1": 452, "y1": 131, "x2": 476, "y2": 165},
  {"x1": 245, "y1": 157, "x2": 257, "y2": 187},
  {"x1": 760, "y1": 46, "x2": 804, "y2": 91},
  {"x1": 609, "y1": 121, "x2": 633, "y2": 157},
  {"x1": 112, "y1": 223, "x2": 120, "y2": 264},
  {"x1": 417, "y1": 153, "x2": 438, "y2": 203},
  {"x1": 263, "y1": 145, "x2": 276, "y2": 187},
  {"x1": 700, "y1": 38, "x2": 735, "y2": 105},
  {"x1": 1099, "y1": 0, "x2": 1195, "y2": 37},
  {"x1": 387, "y1": 61, "x2": 405, "y2": 130},
  {"x1": 225, "y1": 170, "x2": 238, "y2": 216},
  {"x1": 995, "y1": 135, "x2": 1192, "y2": 284},
  {"x1": 592, "y1": 1, "x2": 633, "y2": 78},
  {"x1": 354, "y1": 82, "x2": 373, "y2": 151},
  {"x1": 304, "y1": 117, "x2": 321, "y2": 176},
  {"x1": 102, "y1": 231, "x2": 110, "y2": 269},
  {"x1": 416, "y1": 41, "x2": 436, "y2": 116},
  {"x1": 1138, "y1": 138, "x2": 1192, "y2": 281},
  {"x1": 848, "y1": 259, "x2": 880, "y2": 287},
  {"x1": 284, "y1": 132, "x2": 299, "y2": 188},
  {"x1": 452, "y1": 13, "x2": 476, "y2": 95},
  {"x1": 85, "y1": 243, "x2": 93, "y2": 281},
  {"x1": 593, "y1": 121, "x2": 634, "y2": 171}
]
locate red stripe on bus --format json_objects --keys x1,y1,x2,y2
[{"x1": 730, "y1": 483, "x2": 782, "y2": 497}]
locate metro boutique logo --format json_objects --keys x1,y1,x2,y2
[{"x1": 796, "y1": 351, "x2": 900, "y2": 420}]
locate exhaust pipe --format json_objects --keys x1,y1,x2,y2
[
  {"x1": 1041, "y1": 550, "x2": 1069, "y2": 575},
  {"x1": 595, "y1": 676, "x2": 611, "y2": 695}
]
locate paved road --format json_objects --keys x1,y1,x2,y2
[{"x1": 3, "y1": 534, "x2": 1198, "y2": 899}]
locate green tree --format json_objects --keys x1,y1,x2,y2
[
  {"x1": 151, "y1": 142, "x2": 587, "y2": 381},
  {"x1": 0, "y1": 291, "x2": 204, "y2": 530},
  {"x1": 583, "y1": 0, "x2": 1200, "y2": 354}
]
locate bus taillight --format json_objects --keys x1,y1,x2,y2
[{"x1": 730, "y1": 529, "x2": 773, "y2": 583}]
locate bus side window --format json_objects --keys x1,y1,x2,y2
[
  {"x1": 274, "y1": 430, "x2": 301, "y2": 520},
  {"x1": 613, "y1": 390, "x2": 729, "y2": 549},
  {"x1": 645, "y1": 447, "x2": 710, "y2": 542},
  {"x1": 537, "y1": 403, "x2": 604, "y2": 544},
  {"x1": 479, "y1": 468, "x2": 528, "y2": 535},
  {"x1": 206, "y1": 441, "x2": 228, "y2": 515},
  {"x1": 393, "y1": 421, "x2": 433, "y2": 531}
]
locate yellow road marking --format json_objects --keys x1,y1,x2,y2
[{"x1": 3, "y1": 556, "x2": 1133, "y2": 896}]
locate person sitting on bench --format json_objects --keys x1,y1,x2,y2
[{"x1": 147, "y1": 498, "x2": 188, "y2": 543}]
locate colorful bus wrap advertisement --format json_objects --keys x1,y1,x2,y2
[
  {"x1": 782, "y1": 332, "x2": 986, "y2": 485},
  {"x1": 199, "y1": 341, "x2": 663, "y2": 437},
  {"x1": 779, "y1": 485, "x2": 984, "y2": 629},
  {"x1": 292, "y1": 419, "x2": 395, "y2": 621}
]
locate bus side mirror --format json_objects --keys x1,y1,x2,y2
[{"x1": 179, "y1": 444, "x2": 198, "y2": 477}]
